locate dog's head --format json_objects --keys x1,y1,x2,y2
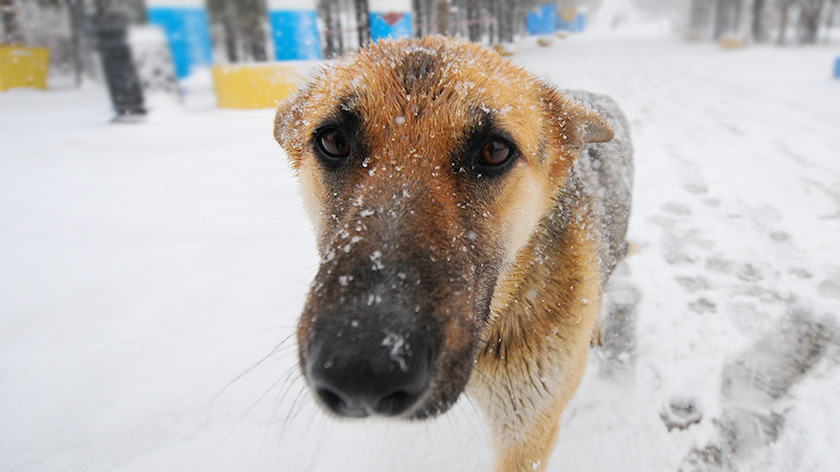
[{"x1": 275, "y1": 37, "x2": 612, "y2": 419}]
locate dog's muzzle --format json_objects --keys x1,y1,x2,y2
[{"x1": 305, "y1": 318, "x2": 434, "y2": 418}]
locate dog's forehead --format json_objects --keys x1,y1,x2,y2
[{"x1": 307, "y1": 39, "x2": 542, "y2": 136}]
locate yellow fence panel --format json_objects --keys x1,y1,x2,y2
[
  {"x1": 211, "y1": 63, "x2": 308, "y2": 109},
  {"x1": 0, "y1": 46, "x2": 50, "y2": 92}
]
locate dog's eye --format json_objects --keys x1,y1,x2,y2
[
  {"x1": 316, "y1": 128, "x2": 351, "y2": 159},
  {"x1": 478, "y1": 138, "x2": 513, "y2": 167}
]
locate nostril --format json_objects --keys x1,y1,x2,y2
[
  {"x1": 375, "y1": 390, "x2": 420, "y2": 416},
  {"x1": 306, "y1": 326, "x2": 434, "y2": 418},
  {"x1": 316, "y1": 388, "x2": 346, "y2": 413}
]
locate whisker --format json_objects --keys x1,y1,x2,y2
[
  {"x1": 211, "y1": 373, "x2": 288, "y2": 451},
  {"x1": 286, "y1": 383, "x2": 315, "y2": 426},
  {"x1": 280, "y1": 263, "x2": 319, "y2": 281},
  {"x1": 281, "y1": 382, "x2": 311, "y2": 433},
  {"x1": 209, "y1": 331, "x2": 298, "y2": 412},
  {"x1": 261, "y1": 365, "x2": 303, "y2": 449},
  {"x1": 455, "y1": 394, "x2": 483, "y2": 439}
]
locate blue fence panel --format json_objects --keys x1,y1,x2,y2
[
  {"x1": 370, "y1": 12, "x2": 412, "y2": 41},
  {"x1": 559, "y1": 11, "x2": 587, "y2": 33},
  {"x1": 527, "y1": 4, "x2": 557, "y2": 35},
  {"x1": 148, "y1": 7, "x2": 212, "y2": 78},
  {"x1": 574, "y1": 12, "x2": 587, "y2": 33},
  {"x1": 270, "y1": 9, "x2": 322, "y2": 61}
]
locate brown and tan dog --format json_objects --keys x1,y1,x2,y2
[{"x1": 274, "y1": 36, "x2": 633, "y2": 471}]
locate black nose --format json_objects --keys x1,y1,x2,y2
[{"x1": 306, "y1": 326, "x2": 432, "y2": 417}]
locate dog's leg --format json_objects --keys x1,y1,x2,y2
[
  {"x1": 471, "y1": 260, "x2": 603, "y2": 471},
  {"x1": 502, "y1": 352, "x2": 590, "y2": 472},
  {"x1": 468, "y1": 209, "x2": 606, "y2": 471},
  {"x1": 473, "y1": 328, "x2": 596, "y2": 472}
]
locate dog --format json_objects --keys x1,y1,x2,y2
[{"x1": 274, "y1": 36, "x2": 633, "y2": 471}]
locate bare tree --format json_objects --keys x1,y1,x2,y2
[
  {"x1": 466, "y1": 0, "x2": 481, "y2": 41},
  {"x1": 778, "y1": 0, "x2": 793, "y2": 44},
  {"x1": 218, "y1": 1, "x2": 240, "y2": 62},
  {"x1": 712, "y1": 0, "x2": 749, "y2": 39},
  {"x1": 207, "y1": 0, "x2": 269, "y2": 63},
  {"x1": 355, "y1": 0, "x2": 370, "y2": 47},
  {"x1": 687, "y1": 0, "x2": 713, "y2": 39},
  {"x1": 688, "y1": 0, "x2": 835, "y2": 45},
  {"x1": 436, "y1": 0, "x2": 450, "y2": 36},
  {"x1": 797, "y1": 0, "x2": 827, "y2": 44},
  {"x1": 1, "y1": 0, "x2": 25, "y2": 44},
  {"x1": 67, "y1": 0, "x2": 87, "y2": 85},
  {"x1": 497, "y1": 0, "x2": 514, "y2": 43},
  {"x1": 240, "y1": 0, "x2": 268, "y2": 61},
  {"x1": 752, "y1": 0, "x2": 766, "y2": 42},
  {"x1": 413, "y1": 0, "x2": 437, "y2": 37},
  {"x1": 319, "y1": 0, "x2": 343, "y2": 58},
  {"x1": 412, "y1": 0, "x2": 424, "y2": 36},
  {"x1": 825, "y1": 0, "x2": 839, "y2": 42},
  {"x1": 483, "y1": 0, "x2": 497, "y2": 43}
]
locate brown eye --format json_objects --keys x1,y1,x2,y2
[
  {"x1": 479, "y1": 138, "x2": 513, "y2": 166},
  {"x1": 316, "y1": 128, "x2": 351, "y2": 158}
]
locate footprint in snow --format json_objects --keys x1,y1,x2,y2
[
  {"x1": 817, "y1": 268, "x2": 840, "y2": 300},
  {"x1": 680, "y1": 310, "x2": 840, "y2": 470},
  {"x1": 597, "y1": 261, "x2": 640, "y2": 379}
]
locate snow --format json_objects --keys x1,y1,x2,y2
[
  {"x1": 3, "y1": 31, "x2": 840, "y2": 472},
  {"x1": 381, "y1": 330, "x2": 410, "y2": 372}
]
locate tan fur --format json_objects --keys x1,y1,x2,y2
[
  {"x1": 275, "y1": 36, "x2": 627, "y2": 472},
  {"x1": 470, "y1": 205, "x2": 604, "y2": 471}
]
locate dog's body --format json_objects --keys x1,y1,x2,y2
[{"x1": 275, "y1": 37, "x2": 632, "y2": 471}]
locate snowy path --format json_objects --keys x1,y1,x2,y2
[{"x1": 2, "y1": 37, "x2": 839, "y2": 471}]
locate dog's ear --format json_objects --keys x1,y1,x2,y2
[
  {"x1": 542, "y1": 87, "x2": 614, "y2": 155},
  {"x1": 274, "y1": 89, "x2": 309, "y2": 170}
]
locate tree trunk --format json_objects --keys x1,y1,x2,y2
[
  {"x1": 241, "y1": 0, "x2": 268, "y2": 62},
  {"x1": 436, "y1": 0, "x2": 450, "y2": 36},
  {"x1": 797, "y1": 0, "x2": 826, "y2": 44},
  {"x1": 467, "y1": 0, "x2": 480, "y2": 42},
  {"x1": 751, "y1": 0, "x2": 765, "y2": 41},
  {"x1": 412, "y1": 0, "x2": 422, "y2": 36},
  {"x1": 67, "y1": 0, "x2": 86, "y2": 86},
  {"x1": 732, "y1": 0, "x2": 743, "y2": 32},
  {"x1": 415, "y1": 0, "x2": 436, "y2": 37},
  {"x1": 355, "y1": 0, "x2": 370, "y2": 48},
  {"x1": 688, "y1": 0, "x2": 710, "y2": 39},
  {"x1": 712, "y1": 0, "x2": 744, "y2": 37},
  {"x1": 93, "y1": 0, "x2": 112, "y2": 17},
  {"x1": 713, "y1": 0, "x2": 728, "y2": 39},
  {"x1": 208, "y1": 0, "x2": 239, "y2": 63},
  {"x1": 825, "y1": 0, "x2": 839, "y2": 42},
  {"x1": 486, "y1": 0, "x2": 498, "y2": 44},
  {"x1": 320, "y1": 0, "x2": 342, "y2": 58},
  {"x1": 498, "y1": 0, "x2": 514, "y2": 43},
  {"x1": 1, "y1": 0, "x2": 25, "y2": 45},
  {"x1": 778, "y1": 0, "x2": 791, "y2": 44},
  {"x1": 221, "y1": 16, "x2": 238, "y2": 62}
]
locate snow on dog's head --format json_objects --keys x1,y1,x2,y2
[{"x1": 274, "y1": 36, "x2": 613, "y2": 419}]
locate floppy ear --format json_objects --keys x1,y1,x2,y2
[{"x1": 542, "y1": 87, "x2": 614, "y2": 155}]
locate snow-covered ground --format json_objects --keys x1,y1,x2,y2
[{"x1": 2, "y1": 33, "x2": 840, "y2": 472}]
